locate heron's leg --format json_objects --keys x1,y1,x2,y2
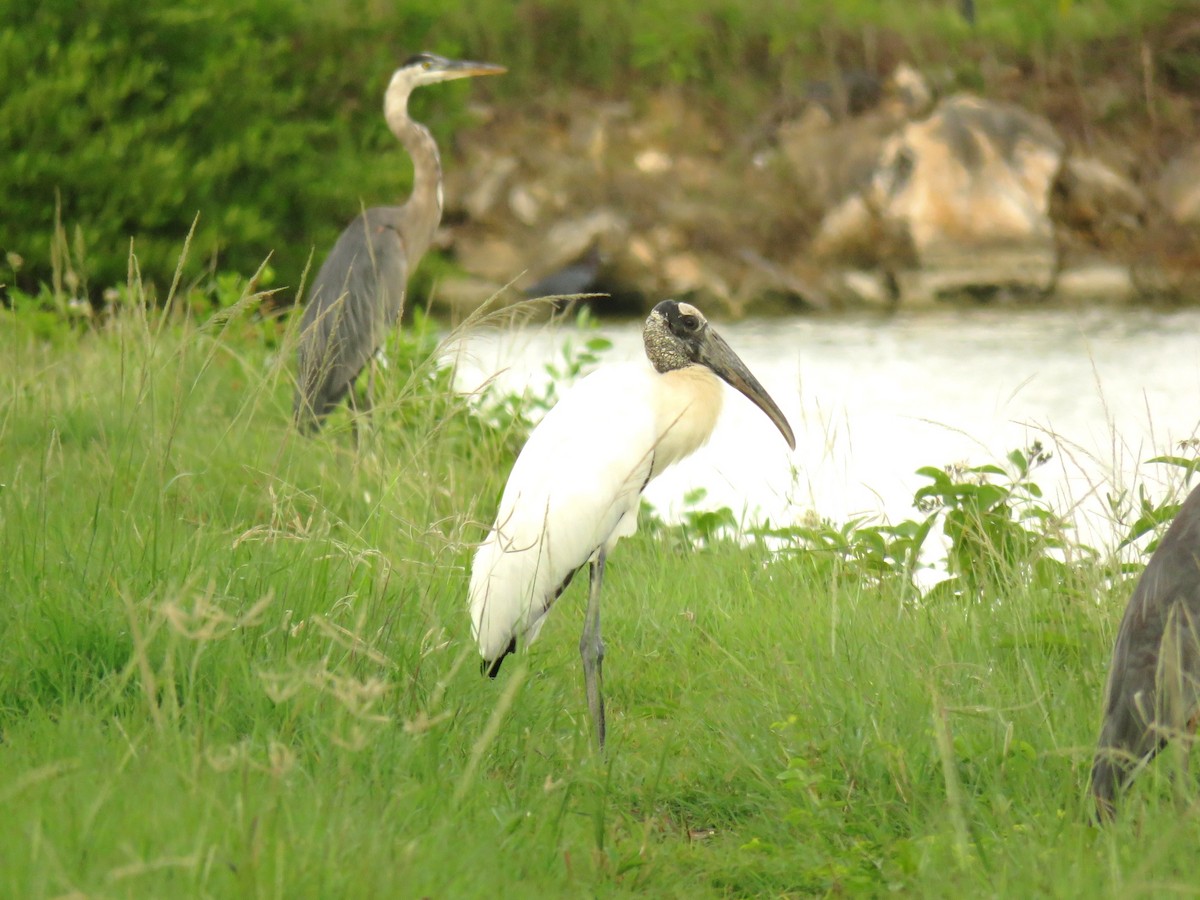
[
  {"x1": 581, "y1": 547, "x2": 607, "y2": 750},
  {"x1": 364, "y1": 358, "x2": 376, "y2": 418},
  {"x1": 348, "y1": 364, "x2": 376, "y2": 447}
]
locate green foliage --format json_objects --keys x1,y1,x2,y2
[
  {"x1": 0, "y1": 0, "x2": 478, "y2": 302},
  {"x1": 913, "y1": 442, "x2": 1088, "y2": 601},
  {"x1": 759, "y1": 513, "x2": 929, "y2": 589},
  {"x1": 743, "y1": 444, "x2": 1074, "y2": 601},
  {"x1": 1114, "y1": 447, "x2": 1200, "y2": 552}
]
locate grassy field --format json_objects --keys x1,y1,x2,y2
[{"x1": 2, "y1": 296, "x2": 1200, "y2": 898}]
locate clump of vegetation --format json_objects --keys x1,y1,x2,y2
[{"x1": 2, "y1": 0, "x2": 1184, "y2": 312}]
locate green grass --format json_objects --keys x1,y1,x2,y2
[{"x1": 2, "y1": 298, "x2": 1200, "y2": 898}]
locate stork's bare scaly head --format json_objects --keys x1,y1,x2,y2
[
  {"x1": 389, "y1": 52, "x2": 506, "y2": 96},
  {"x1": 643, "y1": 300, "x2": 796, "y2": 450}
]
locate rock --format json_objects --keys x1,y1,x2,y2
[
  {"x1": 889, "y1": 63, "x2": 932, "y2": 118},
  {"x1": 460, "y1": 155, "x2": 518, "y2": 222},
  {"x1": 1055, "y1": 156, "x2": 1145, "y2": 236},
  {"x1": 436, "y1": 82, "x2": 1183, "y2": 317},
  {"x1": 634, "y1": 149, "x2": 672, "y2": 174},
  {"x1": 777, "y1": 105, "x2": 834, "y2": 142},
  {"x1": 430, "y1": 274, "x2": 509, "y2": 321},
  {"x1": 661, "y1": 253, "x2": 707, "y2": 294},
  {"x1": 865, "y1": 94, "x2": 1065, "y2": 300},
  {"x1": 737, "y1": 248, "x2": 836, "y2": 310},
  {"x1": 1054, "y1": 262, "x2": 1135, "y2": 302},
  {"x1": 778, "y1": 108, "x2": 903, "y2": 210},
  {"x1": 809, "y1": 194, "x2": 883, "y2": 266},
  {"x1": 507, "y1": 184, "x2": 541, "y2": 226},
  {"x1": 540, "y1": 209, "x2": 629, "y2": 274},
  {"x1": 627, "y1": 235, "x2": 657, "y2": 269},
  {"x1": 893, "y1": 247, "x2": 1061, "y2": 307},
  {"x1": 453, "y1": 235, "x2": 526, "y2": 283},
  {"x1": 837, "y1": 270, "x2": 895, "y2": 307},
  {"x1": 1156, "y1": 144, "x2": 1200, "y2": 227}
]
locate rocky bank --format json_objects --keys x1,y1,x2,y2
[{"x1": 431, "y1": 57, "x2": 1200, "y2": 320}]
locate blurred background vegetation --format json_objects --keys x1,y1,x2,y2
[{"x1": 0, "y1": 0, "x2": 1186, "y2": 311}]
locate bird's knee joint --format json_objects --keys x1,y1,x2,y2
[{"x1": 580, "y1": 635, "x2": 605, "y2": 665}]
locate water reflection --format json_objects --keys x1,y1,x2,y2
[{"x1": 448, "y1": 306, "x2": 1200, "y2": 553}]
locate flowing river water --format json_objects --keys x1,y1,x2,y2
[{"x1": 447, "y1": 305, "x2": 1200, "y2": 557}]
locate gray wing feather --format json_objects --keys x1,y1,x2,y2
[
  {"x1": 1092, "y1": 484, "x2": 1200, "y2": 814},
  {"x1": 294, "y1": 208, "x2": 408, "y2": 430}
]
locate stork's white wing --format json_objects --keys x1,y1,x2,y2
[{"x1": 469, "y1": 363, "x2": 660, "y2": 660}]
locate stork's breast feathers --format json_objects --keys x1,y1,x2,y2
[{"x1": 650, "y1": 365, "x2": 725, "y2": 473}]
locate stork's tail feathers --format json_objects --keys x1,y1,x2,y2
[{"x1": 482, "y1": 636, "x2": 517, "y2": 678}]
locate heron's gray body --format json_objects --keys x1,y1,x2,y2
[
  {"x1": 1092, "y1": 483, "x2": 1200, "y2": 816},
  {"x1": 293, "y1": 53, "x2": 503, "y2": 432},
  {"x1": 295, "y1": 207, "x2": 410, "y2": 425}
]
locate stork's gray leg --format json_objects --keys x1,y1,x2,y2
[{"x1": 581, "y1": 547, "x2": 607, "y2": 750}]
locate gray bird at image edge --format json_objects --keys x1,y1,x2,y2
[{"x1": 1092, "y1": 483, "x2": 1200, "y2": 820}]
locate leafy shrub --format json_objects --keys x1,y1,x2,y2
[
  {"x1": 0, "y1": 0, "x2": 476, "y2": 302},
  {"x1": 913, "y1": 444, "x2": 1061, "y2": 594},
  {"x1": 1114, "y1": 446, "x2": 1200, "y2": 552}
]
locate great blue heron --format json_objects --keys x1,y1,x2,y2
[
  {"x1": 468, "y1": 300, "x2": 796, "y2": 749},
  {"x1": 294, "y1": 53, "x2": 505, "y2": 433},
  {"x1": 1092, "y1": 482, "x2": 1200, "y2": 820}
]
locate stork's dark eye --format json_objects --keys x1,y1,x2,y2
[{"x1": 679, "y1": 314, "x2": 699, "y2": 331}]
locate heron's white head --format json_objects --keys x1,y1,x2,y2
[
  {"x1": 643, "y1": 299, "x2": 796, "y2": 450},
  {"x1": 387, "y1": 53, "x2": 506, "y2": 102}
]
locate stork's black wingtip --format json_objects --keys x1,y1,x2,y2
[{"x1": 482, "y1": 637, "x2": 517, "y2": 678}]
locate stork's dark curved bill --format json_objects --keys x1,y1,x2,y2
[{"x1": 696, "y1": 328, "x2": 796, "y2": 450}]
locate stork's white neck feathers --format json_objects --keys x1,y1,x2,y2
[{"x1": 650, "y1": 363, "x2": 724, "y2": 476}]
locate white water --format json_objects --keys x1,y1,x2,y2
[{"x1": 447, "y1": 306, "x2": 1200, "y2": 553}]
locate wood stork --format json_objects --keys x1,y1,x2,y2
[
  {"x1": 1092, "y1": 482, "x2": 1200, "y2": 820},
  {"x1": 468, "y1": 300, "x2": 796, "y2": 748}
]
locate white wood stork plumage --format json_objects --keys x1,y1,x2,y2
[{"x1": 468, "y1": 300, "x2": 796, "y2": 748}]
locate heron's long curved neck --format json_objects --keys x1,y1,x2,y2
[{"x1": 384, "y1": 86, "x2": 443, "y2": 264}]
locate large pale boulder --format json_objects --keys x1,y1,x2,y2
[{"x1": 868, "y1": 94, "x2": 1065, "y2": 300}]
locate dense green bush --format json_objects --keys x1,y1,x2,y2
[{"x1": 0, "y1": 0, "x2": 475, "y2": 302}]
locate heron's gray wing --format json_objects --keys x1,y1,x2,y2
[
  {"x1": 294, "y1": 209, "x2": 409, "y2": 429},
  {"x1": 1093, "y1": 484, "x2": 1200, "y2": 811}
]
